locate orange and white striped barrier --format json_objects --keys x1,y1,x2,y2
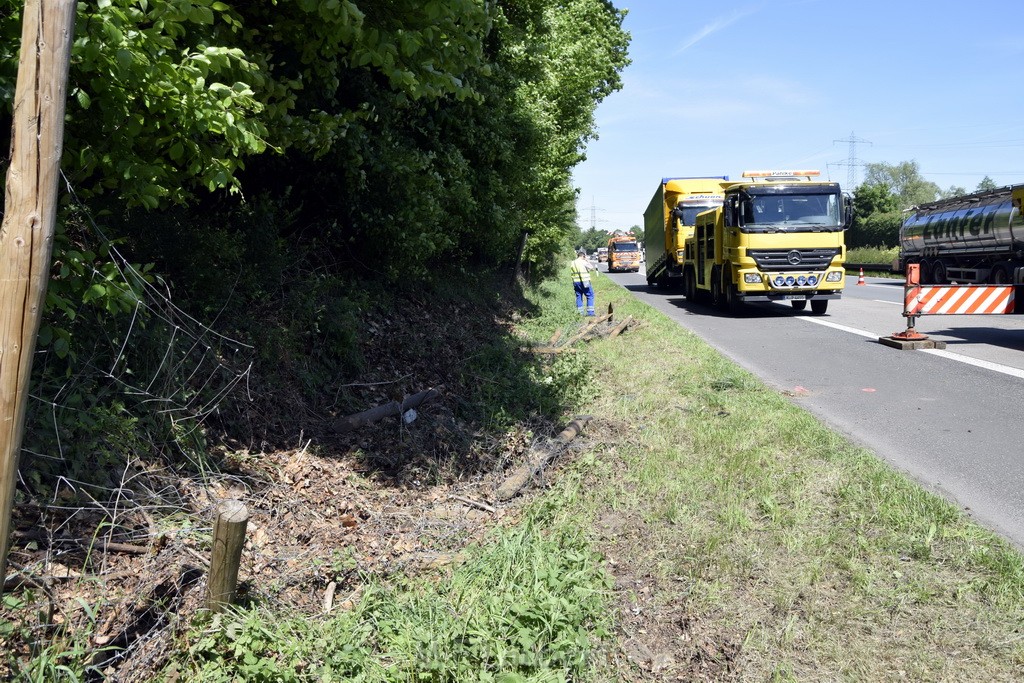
[
  {"x1": 904, "y1": 284, "x2": 1014, "y2": 316},
  {"x1": 883, "y1": 263, "x2": 1018, "y2": 347}
]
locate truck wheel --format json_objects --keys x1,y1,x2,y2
[
  {"x1": 710, "y1": 271, "x2": 724, "y2": 308},
  {"x1": 723, "y1": 274, "x2": 742, "y2": 314},
  {"x1": 920, "y1": 259, "x2": 933, "y2": 284},
  {"x1": 932, "y1": 261, "x2": 948, "y2": 285},
  {"x1": 791, "y1": 300, "x2": 807, "y2": 312},
  {"x1": 810, "y1": 299, "x2": 828, "y2": 315},
  {"x1": 991, "y1": 262, "x2": 1012, "y2": 284},
  {"x1": 683, "y1": 270, "x2": 695, "y2": 300}
]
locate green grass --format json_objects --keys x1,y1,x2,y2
[
  {"x1": 167, "y1": 500, "x2": 612, "y2": 683},
  {"x1": 847, "y1": 245, "x2": 898, "y2": 266},
  {"x1": 567, "y1": 272, "x2": 1024, "y2": 680}
]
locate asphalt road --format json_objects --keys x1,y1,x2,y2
[{"x1": 602, "y1": 262, "x2": 1024, "y2": 549}]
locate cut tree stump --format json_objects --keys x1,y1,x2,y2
[{"x1": 494, "y1": 416, "x2": 592, "y2": 501}]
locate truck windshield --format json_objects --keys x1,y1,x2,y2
[
  {"x1": 742, "y1": 193, "x2": 841, "y2": 231},
  {"x1": 612, "y1": 241, "x2": 639, "y2": 252},
  {"x1": 677, "y1": 203, "x2": 720, "y2": 226}
]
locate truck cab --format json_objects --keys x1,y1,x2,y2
[
  {"x1": 684, "y1": 171, "x2": 851, "y2": 314},
  {"x1": 607, "y1": 233, "x2": 641, "y2": 272}
]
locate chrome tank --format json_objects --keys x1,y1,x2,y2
[{"x1": 900, "y1": 187, "x2": 1024, "y2": 259}]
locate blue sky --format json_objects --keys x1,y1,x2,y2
[{"x1": 573, "y1": 0, "x2": 1024, "y2": 231}]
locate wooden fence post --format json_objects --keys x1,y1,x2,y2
[
  {"x1": 0, "y1": 0, "x2": 77, "y2": 591},
  {"x1": 206, "y1": 500, "x2": 249, "y2": 612}
]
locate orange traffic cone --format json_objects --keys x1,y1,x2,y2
[{"x1": 857, "y1": 268, "x2": 866, "y2": 285}]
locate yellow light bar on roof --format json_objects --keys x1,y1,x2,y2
[{"x1": 742, "y1": 170, "x2": 821, "y2": 178}]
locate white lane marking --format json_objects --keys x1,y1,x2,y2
[
  {"x1": 798, "y1": 316, "x2": 1024, "y2": 380},
  {"x1": 919, "y1": 348, "x2": 1024, "y2": 380},
  {"x1": 873, "y1": 300, "x2": 901, "y2": 305},
  {"x1": 799, "y1": 317, "x2": 876, "y2": 338}
]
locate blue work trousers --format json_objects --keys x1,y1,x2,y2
[{"x1": 574, "y1": 281, "x2": 595, "y2": 315}]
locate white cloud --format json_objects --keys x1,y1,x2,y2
[{"x1": 674, "y1": 6, "x2": 762, "y2": 54}]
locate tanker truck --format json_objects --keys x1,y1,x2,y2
[
  {"x1": 899, "y1": 185, "x2": 1024, "y2": 284},
  {"x1": 644, "y1": 176, "x2": 729, "y2": 288},
  {"x1": 683, "y1": 170, "x2": 851, "y2": 315}
]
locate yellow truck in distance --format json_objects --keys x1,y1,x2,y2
[
  {"x1": 684, "y1": 171, "x2": 851, "y2": 314},
  {"x1": 644, "y1": 176, "x2": 729, "y2": 289}
]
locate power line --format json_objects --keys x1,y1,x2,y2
[{"x1": 832, "y1": 131, "x2": 872, "y2": 189}]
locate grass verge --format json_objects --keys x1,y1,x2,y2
[
  {"x1": 558, "y1": 273, "x2": 1024, "y2": 681},
  {"x1": 169, "y1": 503, "x2": 612, "y2": 682},
  {"x1": 119, "y1": 268, "x2": 1024, "y2": 681}
]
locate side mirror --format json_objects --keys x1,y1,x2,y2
[
  {"x1": 728, "y1": 196, "x2": 741, "y2": 227},
  {"x1": 842, "y1": 194, "x2": 854, "y2": 229}
]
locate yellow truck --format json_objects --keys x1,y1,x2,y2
[
  {"x1": 683, "y1": 171, "x2": 851, "y2": 314},
  {"x1": 644, "y1": 176, "x2": 729, "y2": 288},
  {"x1": 607, "y1": 233, "x2": 642, "y2": 272}
]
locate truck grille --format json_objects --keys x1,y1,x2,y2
[{"x1": 747, "y1": 248, "x2": 840, "y2": 271}]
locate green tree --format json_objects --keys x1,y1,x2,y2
[
  {"x1": 941, "y1": 185, "x2": 967, "y2": 198},
  {"x1": 863, "y1": 160, "x2": 940, "y2": 209},
  {"x1": 849, "y1": 182, "x2": 901, "y2": 248},
  {"x1": 977, "y1": 176, "x2": 998, "y2": 192},
  {"x1": 575, "y1": 227, "x2": 611, "y2": 252}
]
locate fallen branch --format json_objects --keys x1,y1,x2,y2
[
  {"x1": 332, "y1": 386, "x2": 443, "y2": 432},
  {"x1": 450, "y1": 494, "x2": 496, "y2": 514},
  {"x1": 494, "y1": 416, "x2": 592, "y2": 501},
  {"x1": 608, "y1": 315, "x2": 634, "y2": 339},
  {"x1": 559, "y1": 314, "x2": 612, "y2": 348}
]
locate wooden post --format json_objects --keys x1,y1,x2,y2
[
  {"x1": 206, "y1": 500, "x2": 249, "y2": 612},
  {"x1": 0, "y1": 0, "x2": 77, "y2": 591}
]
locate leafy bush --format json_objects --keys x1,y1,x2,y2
[{"x1": 847, "y1": 211, "x2": 903, "y2": 249}]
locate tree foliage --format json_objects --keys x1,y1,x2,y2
[
  {"x1": 849, "y1": 182, "x2": 902, "y2": 248},
  {"x1": 863, "y1": 160, "x2": 940, "y2": 210},
  {"x1": 1, "y1": 0, "x2": 630, "y2": 280},
  {"x1": 0, "y1": 1, "x2": 632, "y2": 471},
  {"x1": 977, "y1": 176, "x2": 998, "y2": 192}
]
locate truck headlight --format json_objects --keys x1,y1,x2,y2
[
  {"x1": 676, "y1": 250, "x2": 685, "y2": 260},
  {"x1": 743, "y1": 273, "x2": 762, "y2": 283},
  {"x1": 825, "y1": 271, "x2": 843, "y2": 282}
]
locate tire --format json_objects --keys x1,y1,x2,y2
[
  {"x1": 683, "y1": 269, "x2": 695, "y2": 300},
  {"x1": 710, "y1": 269, "x2": 724, "y2": 309},
  {"x1": 791, "y1": 300, "x2": 807, "y2": 312},
  {"x1": 810, "y1": 299, "x2": 828, "y2": 315},
  {"x1": 932, "y1": 261, "x2": 948, "y2": 285},
  {"x1": 723, "y1": 272, "x2": 742, "y2": 314},
  {"x1": 920, "y1": 259, "x2": 933, "y2": 284},
  {"x1": 991, "y1": 262, "x2": 1012, "y2": 284}
]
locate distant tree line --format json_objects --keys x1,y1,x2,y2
[
  {"x1": 574, "y1": 223, "x2": 642, "y2": 253},
  {"x1": 849, "y1": 160, "x2": 1000, "y2": 249}
]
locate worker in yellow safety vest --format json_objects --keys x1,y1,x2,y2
[{"x1": 570, "y1": 249, "x2": 597, "y2": 316}]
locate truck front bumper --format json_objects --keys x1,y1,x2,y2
[{"x1": 734, "y1": 268, "x2": 844, "y2": 302}]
